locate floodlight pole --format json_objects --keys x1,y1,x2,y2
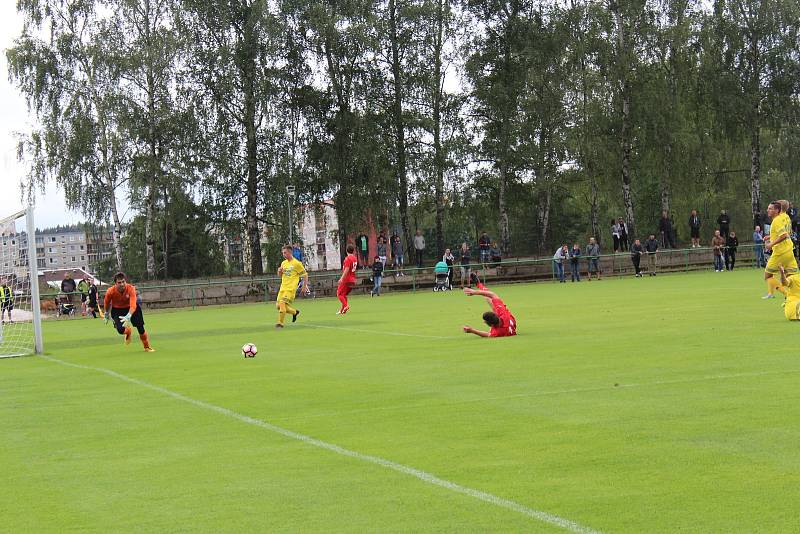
[{"x1": 287, "y1": 185, "x2": 296, "y2": 245}]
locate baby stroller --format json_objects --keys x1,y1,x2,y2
[
  {"x1": 433, "y1": 261, "x2": 451, "y2": 291},
  {"x1": 56, "y1": 295, "x2": 76, "y2": 318}
]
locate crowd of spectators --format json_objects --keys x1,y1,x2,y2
[
  {"x1": 341, "y1": 204, "x2": 799, "y2": 288},
  {"x1": 346, "y1": 229, "x2": 507, "y2": 290}
]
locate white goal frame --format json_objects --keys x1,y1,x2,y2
[{"x1": 0, "y1": 206, "x2": 43, "y2": 357}]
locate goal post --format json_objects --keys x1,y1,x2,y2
[{"x1": 0, "y1": 206, "x2": 43, "y2": 357}]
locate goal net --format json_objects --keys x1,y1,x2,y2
[{"x1": 0, "y1": 207, "x2": 43, "y2": 358}]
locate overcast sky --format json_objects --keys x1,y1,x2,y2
[{"x1": 0, "y1": 3, "x2": 131, "y2": 229}]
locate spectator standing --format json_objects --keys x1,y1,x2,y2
[
  {"x1": 717, "y1": 210, "x2": 731, "y2": 238},
  {"x1": 478, "y1": 232, "x2": 491, "y2": 264},
  {"x1": 659, "y1": 211, "x2": 676, "y2": 248},
  {"x1": 630, "y1": 239, "x2": 644, "y2": 277},
  {"x1": 489, "y1": 242, "x2": 501, "y2": 267},
  {"x1": 611, "y1": 219, "x2": 622, "y2": 252},
  {"x1": 586, "y1": 237, "x2": 601, "y2": 281},
  {"x1": 370, "y1": 256, "x2": 383, "y2": 296},
  {"x1": 443, "y1": 248, "x2": 455, "y2": 289},
  {"x1": 61, "y1": 272, "x2": 77, "y2": 304},
  {"x1": 753, "y1": 210, "x2": 765, "y2": 231},
  {"x1": 553, "y1": 244, "x2": 568, "y2": 283},
  {"x1": 789, "y1": 203, "x2": 799, "y2": 234},
  {"x1": 391, "y1": 235, "x2": 405, "y2": 277},
  {"x1": 376, "y1": 236, "x2": 388, "y2": 267},
  {"x1": 87, "y1": 282, "x2": 99, "y2": 318},
  {"x1": 644, "y1": 234, "x2": 659, "y2": 276},
  {"x1": 618, "y1": 217, "x2": 629, "y2": 251},
  {"x1": 669, "y1": 213, "x2": 678, "y2": 246},
  {"x1": 77, "y1": 276, "x2": 90, "y2": 316},
  {"x1": 459, "y1": 242, "x2": 472, "y2": 288},
  {"x1": 711, "y1": 230, "x2": 725, "y2": 272},
  {"x1": 754, "y1": 226, "x2": 766, "y2": 268},
  {"x1": 356, "y1": 233, "x2": 369, "y2": 267},
  {"x1": 413, "y1": 229, "x2": 425, "y2": 268},
  {"x1": 569, "y1": 243, "x2": 582, "y2": 282},
  {"x1": 725, "y1": 231, "x2": 739, "y2": 270},
  {"x1": 0, "y1": 282, "x2": 13, "y2": 323},
  {"x1": 292, "y1": 242, "x2": 304, "y2": 263},
  {"x1": 689, "y1": 210, "x2": 701, "y2": 248}
]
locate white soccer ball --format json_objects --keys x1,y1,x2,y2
[{"x1": 242, "y1": 343, "x2": 258, "y2": 358}]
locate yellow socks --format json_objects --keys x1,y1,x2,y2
[{"x1": 767, "y1": 276, "x2": 787, "y2": 296}]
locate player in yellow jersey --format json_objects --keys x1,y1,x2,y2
[
  {"x1": 763, "y1": 200, "x2": 797, "y2": 299},
  {"x1": 778, "y1": 267, "x2": 800, "y2": 320},
  {"x1": 276, "y1": 245, "x2": 310, "y2": 328}
]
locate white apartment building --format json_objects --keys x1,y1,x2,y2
[{"x1": 37, "y1": 226, "x2": 89, "y2": 271}]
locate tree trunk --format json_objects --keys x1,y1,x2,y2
[
  {"x1": 497, "y1": 12, "x2": 516, "y2": 256},
  {"x1": 432, "y1": 0, "x2": 446, "y2": 255},
  {"x1": 748, "y1": 33, "x2": 761, "y2": 221},
  {"x1": 613, "y1": 2, "x2": 636, "y2": 242},
  {"x1": 590, "y1": 175, "x2": 600, "y2": 242},
  {"x1": 145, "y1": 177, "x2": 156, "y2": 278},
  {"x1": 242, "y1": 36, "x2": 263, "y2": 275},
  {"x1": 84, "y1": 70, "x2": 123, "y2": 272},
  {"x1": 145, "y1": 51, "x2": 157, "y2": 279},
  {"x1": 162, "y1": 184, "x2": 169, "y2": 280},
  {"x1": 388, "y1": 0, "x2": 413, "y2": 259},
  {"x1": 537, "y1": 187, "x2": 551, "y2": 253},
  {"x1": 108, "y1": 190, "x2": 124, "y2": 272},
  {"x1": 750, "y1": 122, "x2": 761, "y2": 220}
]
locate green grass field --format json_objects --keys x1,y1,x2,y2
[{"x1": 3, "y1": 269, "x2": 800, "y2": 533}]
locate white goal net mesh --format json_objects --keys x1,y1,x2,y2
[{"x1": 0, "y1": 208, "x2": 43, "y2": 358}]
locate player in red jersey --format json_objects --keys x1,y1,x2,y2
[
  {"x1": 336, "y1": 244, "x2": 358, "y2": 314},
  {"x1": 462, "y1": 273, "x2": 517, "y2": 338},
  {"x1": 103, "y1": 272, "x2": 155, "y2": 351}
]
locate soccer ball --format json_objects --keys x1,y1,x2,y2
[{"x1": 242, "y1": 343, "x2": 257, "y2": 358}]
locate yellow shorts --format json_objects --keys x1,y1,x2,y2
[
  {"x1": 785, "y1": 299, "x2": 800, "y2": 321},
  {"x1": 765, "y1": 250, "x2": 798, "y2": 275},
  {"x1": 277, "y1": 289, "x2": 295, "y2": 306}
]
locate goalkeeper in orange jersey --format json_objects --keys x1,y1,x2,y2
[{"x1": 103, "y1": 272, "x2": 154, "y2": 352}]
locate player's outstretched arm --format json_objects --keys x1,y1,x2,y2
[
  {"x1": 463, "y1": 325, "x2": 490, "y2": 337},
  {"x1": 780, "y1": 266, "x2": 788, "y2": 286},
  {"x1": 302, "y1": 274, "x2": 311, "y2": 294},
  {"x1": 463, "y1": 287, "x2": 498, "y2": 299}
]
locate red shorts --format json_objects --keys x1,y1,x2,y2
[{"x1": 337, "y1": 281, "x2": 355, "y2": 298}]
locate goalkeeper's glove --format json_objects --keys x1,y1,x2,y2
[
  {"x1": 104, "y1": 315, "x2": 110, "y2": 325},
  {"x1": 122, "y1": 313, "x2": 132, "y2": 325}
]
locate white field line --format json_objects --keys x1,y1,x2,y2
[
  {"x1": 38, "y1": 354, "x2": 602, "y2": 534},
  {"x1": 301, "y1": 322, "x2": 461, "y2": 340},
  {"x1": 272, "y1": 368, "x2": 800, "y2": 422}
]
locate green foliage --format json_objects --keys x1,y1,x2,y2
[
  {"x1": 118, "y1": 192, "x2": 225, "y2": 281},
  {"x1": 7, "y1": 0, "x2": 800, "y2": 272}
]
